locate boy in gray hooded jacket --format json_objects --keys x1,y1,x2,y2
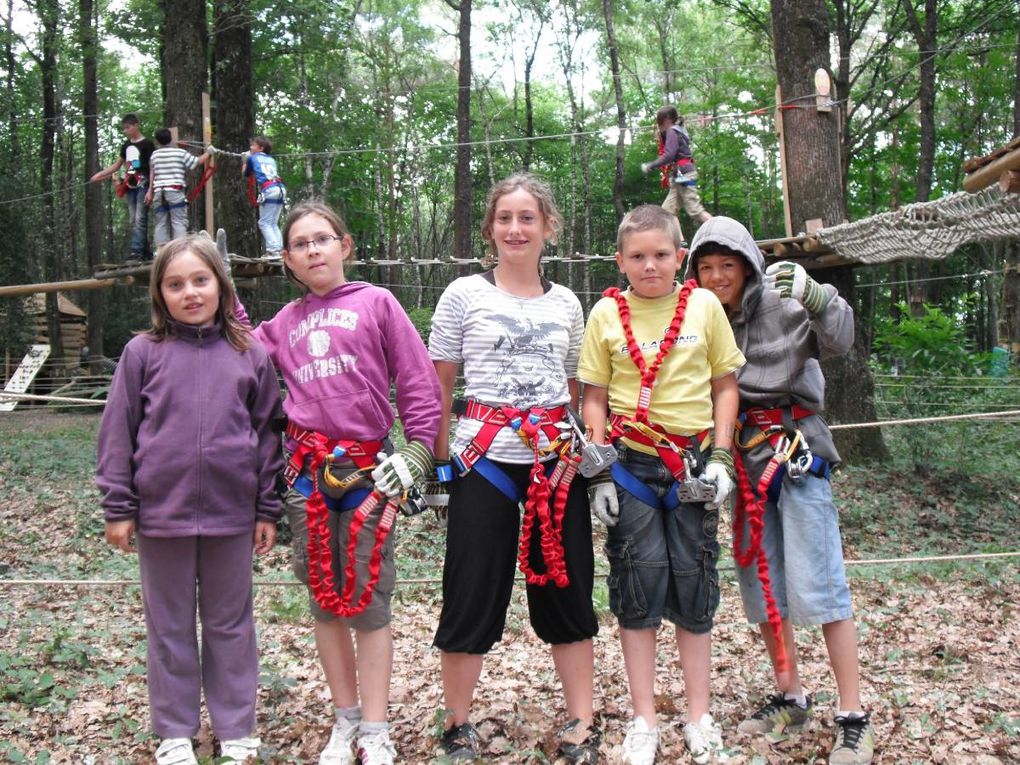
[{"x1": 686, "y1": 216, "x2": 874, "y2": 765}]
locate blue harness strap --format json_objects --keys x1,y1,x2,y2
[
  {"x1": 469, "y1": 456, "x2": 559, "y2": 504},
  {"x1": 764, "y1": 456, "x2": 832, "y2": 503},
  {"x1": 292, "y1": 473, "x2": 370, "y2": 513},
  {"x1": 610, "y1": 462, "x2": 682, "y2": 512}
]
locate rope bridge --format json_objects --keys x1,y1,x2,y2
[{"x1": 816, "y1": 185, "x2": 1020, "y2": 265}]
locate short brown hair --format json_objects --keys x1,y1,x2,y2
[
  {"x1": 616, "y1": 204, "x2": 684, "y2": 252},
  {"x1": 147, "y1": 234, "x2": 250, "y2": 351},
  {"x1": 251, "y1": 135, "x2": 272, "y2": 154},
  {"x1": 479, "y1": 172, "x2": 562, "y2": 265},
  {"x1": 655, "y1": 105, "x2": 683, "y2": 127},
  {"x1": 281, "y1": 201, "x2": 354, "y2": 293}
]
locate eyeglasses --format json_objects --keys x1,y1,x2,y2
[{"x1": 288, "y1": 234, "x2": 343, "y2": 255}]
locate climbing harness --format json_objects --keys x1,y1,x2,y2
[
  {"x1": 731, "y1": 405, "x2": 827, "y2": 676},
  {"x1": 152, "y1": 186, "x2": 189, "y2": 214},
  {"x1": 116, "y1": 170, "x2": 144, "y2": 198},
  {"x1": 283, "y1": 421, "x2": 400, "y2": 618},
  {"x1": 603, "y1": 279, "x2": 717, "y2": 510},
  {"x1": 452, "y1": 400, "x2": 578, "y2": 588}
]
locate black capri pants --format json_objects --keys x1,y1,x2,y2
[{"x1": 433, "y1": 459, "x2": 599, "y2": 654}]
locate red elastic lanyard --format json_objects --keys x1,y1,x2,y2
[{"x1": 731, "y1": 449, "x2": 788, "y2": 675}]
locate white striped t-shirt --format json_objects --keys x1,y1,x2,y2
[
  {"x1": 429, "y1": 273, "x2": 584, "y2": 464},
  {"x1": 150, "y1": 147, "x2": 199, "y2": 190}
]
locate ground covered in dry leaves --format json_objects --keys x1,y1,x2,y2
[{"x1": 0, "y1": 412, "x2": 1017, "y2": 764}]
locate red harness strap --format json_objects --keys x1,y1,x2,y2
[
  {"x1": 186, "y1": 162, "x2": 216, "y2": 203},
  {"x1": 730, "y1": 407, "x2": 814, "y2": 677},
  {"x1": 460, "y1": 401, "x2": 573, "y2": 588},
  {"x1": 608, "y1": 412, "x2": 708, "y2": 483},
  {"x1": 283, "y1": 421, "x2": 393, "y2": 618}
]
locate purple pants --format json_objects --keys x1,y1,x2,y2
[{"x1": 137, "y1": 532, "x2": 257, "y2": 740}]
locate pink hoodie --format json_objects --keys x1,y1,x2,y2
[{"x1": 245, "y1": 281, "x2": 441, "y2": 447}]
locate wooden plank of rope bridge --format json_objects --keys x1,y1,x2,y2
[
  {"x1": 962, "y1": 145, "x2": 1020, "y2": 192},
  {"x1": 0, "y1": 277, "x2": 118, "y2": 298},
  {"x1": 1000, "y1": 169, "x2": 1020, "y2": 194},
  {"x1": 962, "y1": 136, "x2": 1020, "y2": 174}
]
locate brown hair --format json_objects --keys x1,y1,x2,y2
[
  {"x1": 280, "y1": 201, "x2": 354, "y2": 293},
  {"x1": 251, "y1": 135, "x2": 272, "y2": 154},
  {"x1": 655, "y1": 105, "x2": 683, "y2": 127},
  {"x1": 146, "y1": 235, "x2": 251, "y2": 351},
  {"x1": 616, "y1": 204, "x2": 684, "y2": 252},
  {"x1": 479, "y1": 172, "x2": 563, "y2": 266}
]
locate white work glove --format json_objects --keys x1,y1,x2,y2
[
  {"x1": 764, "y1": 261, "x2": 831, "y2": 315},
  {"x1": 703, "y1": 448, "x2": 735, "y2": 511},
  {"x1": 588, "y1": 474, "x2": 620, "y2": 527},
  {"x1": 640, "y1": 162, "x2": 652, "y2": 175},
  {"x1": 371, "y1": 441, "x2": 433, "y2": 498}
]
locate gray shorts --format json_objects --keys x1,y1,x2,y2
[
  {"x1": 735, "y1": 473, "x2": 853, "y2": 626},
  {"x1": 606, "y1": 446, "x2": 720, "y2": 634},
  {"x1": 284, "y1": 487, "x2": 395, "y2": 631}
]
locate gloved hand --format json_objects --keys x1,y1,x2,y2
[
  {"x1": 703, "y1": 448, "x2": 735, "y2": 511},
  {"x1": 588, "y1": 472, "x2": 620, "y2": 527},
  {"x1": 371, "y1": 441, "x2": 433, "y2": 498},
  {"x1": 640, "y1": 162, "x2": 652, "y2": 175},
  {"x1": 764, "y1": 261, "x2": 830, "y2": 315}
]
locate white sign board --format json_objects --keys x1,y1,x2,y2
[{"x1": 0, "y1": 344, "x2": 51, "y2": 412}]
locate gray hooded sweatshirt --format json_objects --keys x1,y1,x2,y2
[{"x1": 686, "y1": 216, "x2": 854, "y2": 477}]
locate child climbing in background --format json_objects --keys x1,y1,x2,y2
[
  {"x1": 238, "y1": 200, "x2": 441, "y2": 765},
  {"x1": 242, "y1": 135, "x2": 287, "y2": 262},
  {"x1": 687, "y1": 216, "x2": 873, "y2": 765},
  {"x1": 579, "y1": 204, "x2": 743, "y2": 765},
  {"x1": 430, "y1": 172, "x2": 601, "y2": 764},
  {"x1": 145, "y1": 128, "x2": 211, "y2": 247},
  {"x1": 641, "y1": 106, "x2": 712, "y2": 237},
  {"x1": 96, "y1": 234, "x2": 284, "y2": 765}
]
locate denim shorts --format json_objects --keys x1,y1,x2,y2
[
  {"x1": 606, "y1": 445, "x2": 720, "y2": 633},
  {"x1": 735, "y1": 473, "x2": 853, "y2": 627},
  {"x1": 285, "y1": 487, "x2": 395, "y2": 631}
]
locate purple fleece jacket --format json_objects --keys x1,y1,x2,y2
[
  {"x1": 243, "y1": 282, "x2": 441, "y2": 447},
  {"x1": 96, "y1": 322, "x2": 284, "y2": 536}
]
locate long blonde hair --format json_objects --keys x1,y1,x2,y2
[{"x1": 146, "y1": 235, "x2": 251, "y2": 351}]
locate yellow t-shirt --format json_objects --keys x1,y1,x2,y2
[{"x1": 578, "y1": 285, "x2": 744, "y2": 449}]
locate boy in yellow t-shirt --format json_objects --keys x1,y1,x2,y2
[{"x1": 578, "y1": 204, "x2": 743, "y2": 765}]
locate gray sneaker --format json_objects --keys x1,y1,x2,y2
[
  {"x1": 737, "y1": 694, "x2": 812, "y2": 735},
  {"x1": 829, "y1": 713, "x2": 874, "y2": 765}
]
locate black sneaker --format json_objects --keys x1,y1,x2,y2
[
  {"x1": 737, "y1": 693, "x2": 813, "y2": 734},
  {"x1": 829, "y1": 713, "x2": 874, "y2": 765},
  {"x1": 441, "y1": 722, "x2": 482, "y2": 761},
  {"x1": 556, "y1": 719, "x2": 601, "y2": 764}
]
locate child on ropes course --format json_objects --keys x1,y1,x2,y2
[
  {"x1": 429, "y1": 172, "x2": 601, "y2": 764},
  {"x1": 237, "y1": 200, "x2": 441, "y2": 765},
  {"x1": 640, "y1": 106, "x2": 712, "y2": 239},
  {"x1": 145, "y1": 128, "x2": 212, "y2": 247},
  {"x1": 96, "y1": 234, "x2": 284, "y2": 765},
  {"x1": 578, "y1": 204, "x2": 743, "y2": 765},
  {"x1": 686, "y1": 216, "x2": 874, "y2": 765},
  {"x1": 242, "y1": 135, "x2": 287, "y2": 262}
]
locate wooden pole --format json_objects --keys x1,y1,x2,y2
[
  {"x1": 776, "y1": 85, "x2": 793, "y2": 237},
  {"x1": 962, "y1": 147, "x2": 1020, "y2": 192},
  {"x1": 0, "y1": 278, "x2": 116, "y2": 298},
  {"x1": 1000, "y1": 169, "x2": 1020, "y2": 194},
  {"x1": 202, "y1": 91, "x2": 214, "y2": 235}
]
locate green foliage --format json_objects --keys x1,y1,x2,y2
[{"x1": 872, "y1": 303, "x2": 983, "y2": 378}]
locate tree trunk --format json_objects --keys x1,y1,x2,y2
[
  {"x1": 39, "y1": 0, "x2": 64, "y2": 369},
  {"x1": 602, "y1": 0, "x2": 626, "y2": 222},
  {"x1": 80, "y1": 0, "x2": 104, "y2": 371},
  {"x1": 448, "y1": 0, "x2": 473, "y2": 264},
  {"x1": 160, "y1": 0, "x2": 208, "y2": 230},
  {"x1": 771, "y1": 0, "x2": 887, "y2": 463},
  {"x1": 1000, "y1": 240, "x2": 1020, "y2": 362},
  {"x1": 212, "y1": 0, "x2": 259, "y2": 259}
]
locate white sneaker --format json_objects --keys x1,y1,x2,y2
[
  {"x1": 682, "y1": 713, "x2": 724, "y2": 764},
  {"x1": 319, "y1": 717, "x2": 359, "y2": 765},
  {"x1": 356, "y1": 727, "x2": 397, "y2": 765},
  {"x1": 155, "y1": 738, "x2": 198, "y2": 765},
  {"x1": 220, "y1": 736, "x2": 261, "y2": 762},
  {"x1": 622, "y1": 716, "x2": 659, "y2": 765}
]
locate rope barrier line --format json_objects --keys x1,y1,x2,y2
[{"x1": 2, "y1": 551, "x2": 1016, "y2": 589}]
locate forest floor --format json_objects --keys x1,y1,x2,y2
[{"x1": 0, "y1": 410, "x2": 1017, "y2": 764}]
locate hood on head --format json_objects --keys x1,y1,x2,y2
[{"x1": 684, "y1": 216, "x2": 764, "y2": 282}]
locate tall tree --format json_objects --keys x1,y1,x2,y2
[
  {"x1": 446, "y1": 0, "x2": 473, "y2": 261},
  {"x1": 602, "y1": 0, "x2": 626, "y2": 221},
  {"x1": 38, "y1": 0, "x2": 64, "y2": 367},
  {"x1": 160, "y1": 0, "x2": 207, "y2": 229},
  {"x1": 80, "y1": 0, "x2": 103, "y2": 368},
  {"x1": 771, "y1": 0, "x2": 888, "y2": 462},
  {"x1": 212, "y1": 0, "x2": 259, "y2": 259}
]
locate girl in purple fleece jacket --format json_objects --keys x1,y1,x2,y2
[
  {"x1": 242, "y1": 201, "x2": 441, "y2": 765},
  {"x1": 96, "y1": 235, "x2": 284, "y2": 765}
]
